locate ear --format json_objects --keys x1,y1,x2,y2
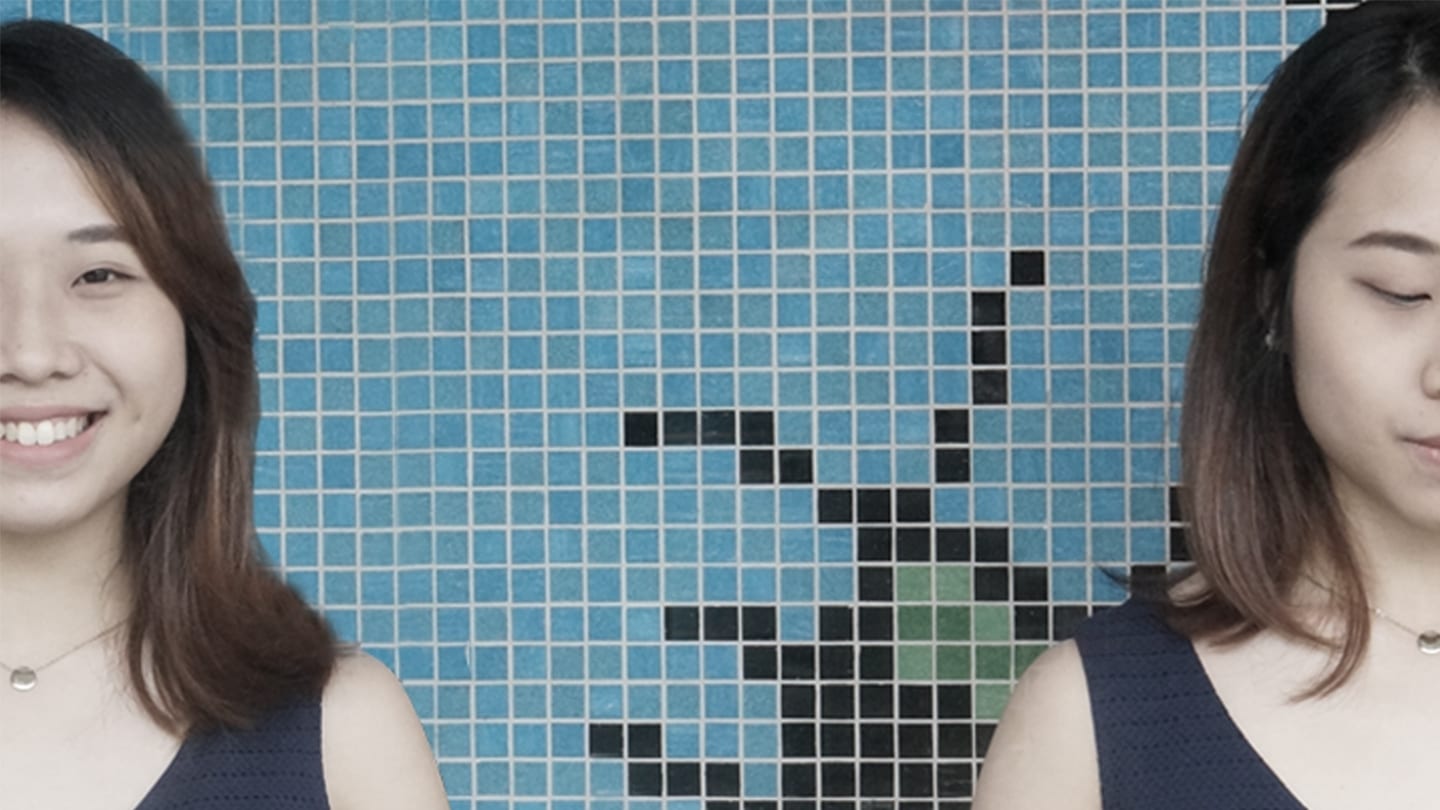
[{"x1": 1256, "y1": 262, "x2": 1292, "y2": 351}]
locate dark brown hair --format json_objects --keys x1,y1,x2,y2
[
  {"x1": 1, "y1": 19, "x2": 342, "y2": 732},
  {"x1": 1172, "y1": 2, "x2": 1440, "y2": 696}
]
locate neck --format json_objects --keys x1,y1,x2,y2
[
  {"x1": 0, "y1": 504, "x2": 133, "y2": 664},
  {"x1": 1338, "y1": 506, "x2": 1440, "y2": 626}
]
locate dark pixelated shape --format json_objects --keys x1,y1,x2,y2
[
  {"x1": 668, "y1": 762, "x2": 702, "y2": 796},
  {"x1": 817, "y1": 489, "x2": 853, "y2": 523},
  {"x1": 704, "y1": 606, "x2": 738, "y2": 641},
  {"x1": 936, "y1": 447, "x2": 970, "y2": 483},
  {"x1": 975, "y1": 527, "x2": 1010, "y2": 562},
  {"x1": 936, "y1": 527, "x2": 972, "y2": 562},
  {"x1": 856, "y1": 488, "x2": 891, "y2": 523},
  {"x1": 743, "y1": 606, "x2": 777, "y2": 640},
  {"x1": 934, "y1": 408, "x2": 969, "y2": 443},
  {"x1": 1015, "y1": 605, "x2": 1049, "y2": 640},
  {"x1": 899, "y1": 724, "x2": 934, "y2": 758},
  {"x1": 624, "y1": 411, "x2": 659, "y2": 446},
  {"x1": 629, "y1": 762, "x2": 663, "y2": 796},
  {"x1": 778, "y1": 448, "x2": 814, "y2": 483},
  {"x1": 1014, "y1": 566, "x2": 1049, "y2": 601},
  {"x1": 1009, "y1": 249, "x2": 1046, "y2": 286},
  {"x1": 971, "y1": 330, "x2": 1007, "y2": 366},
  {"x1": 859, "y1": 763, "x2": 895, "y2": 797},
  {"x1": 974, "y1": 567, "x2": 1009, "y2": 601},
  {"x1": 1054, "y1": 605, "x2": 1092, "y2": 641},
  {"x1": 744, "y1": 645, "x2": 777, "y2": 679},
  {"x1": 896, "y1": 528, "x2": 930, "y2": 562},
  {"x1": 783, "y1": 722, "x2": 816, "y2": 756},
  {"x1": 740, "y1": 410, "x2": 775, "y2": 445},
  {"x1": 589, "y1": 723, "x2": 623, "y2": 757},
  {"x1": 629, "y1": 723, "x2": 662, "y2": 757},
  {"x1": 740, "y1": 449, "x2": 774, "y2": 483},
  {"x1": 937, "y1": 722, "x2": 973, "y2": 758},
  {"x1": 899, "y1": 686, "x2": 932, "y2": 719},
  {"x1": 701, "y1": 409, "x2": 737, "y2": 445},
  {"x1": 663, "y1": 411, "x2": 697, "y2": 445},
  {"x1": 900, "y1": 763, "x2": 935, "y2": 797},
  {"x1": 819, "y1": 605, "x2": 853, "y2": 641},
  {"x1": 896, "y1": 488, "x2": 930, "y2": 523},
  {"x1": 781, "y1": 684, "x2": 815, "y2": 718},
  {"x1": 971, "y1": 291, "x2": 1008, "y2": 326},
  {"x1": 859, "y1": 645, "x2": 893, "y2": 680},
  {"x1": 858, "y1": 567, "x2": 893, "y2": 602},
  {"x1": 782, "y1": 763, "x2": 817, "y2": 797},
  {"x1": 706, "y1": 763, "x2": 741, "y2": 797},
  {"x1": 821, "y1": 723, "x2": 855, "y2": 757},
  {"x1": 860, "y1": 722, "x2": 894, "y2": 758},
  {"x1": 781, "y1": 644, "x2": 816, "y2": 679},
  {"x1": 664, "y1": 606, "x2": 699, "y2": 640},
  {"x1": 857, "y1": 527, "x2": 891, "y2": 561},
  {"x1": 822, "y1": 684, "x2": 856, "y2": 719},
  {"x1": 938, "y1": 685, "x2": 972, "y2": 719},
  {"x1": 973, "y1": 369, "x2": 1008, "y2": 404},
  {"x1": 858, "y1": 606, "x2": 893, "y2": 640}
]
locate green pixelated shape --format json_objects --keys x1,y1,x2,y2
[
  {"x1": 976, "y1": 683, "x2": 1013, "y2": 720},
  {"x1": 897, "y1": 606, "x2": 932, "y2": 640},
  {"x1": 935, "y1": 606, "x2": 972, "y2": 640},
  {"x1": 935, "y1": 566, "x2": 970, "y2": 601},
  {"x1": 936, "y1": 644, "x2": 971, "y2": 680},
  {"x1": 1016, "y1": 644, "x2": 1047, "y2": 676},
  {"x1": 974, "y1": 605, "x2": 1010, "y2": 641},
  {"x1": 896, "y1": 566, "x2": 931, "y2": 601},
  {"x1": 897, "y1": 645, "x2": 932, "y2": 680},
  {"x1": 975, "y1": 645, "x2": 1012, "y2": 679}
]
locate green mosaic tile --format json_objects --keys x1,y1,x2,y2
[
  {"x1": 936, "y1": 644, "x2": 971, "y2": 681},
  {"x1": 975, "y1": 645, "x2": 1012, "y2": 680},
  {"x1": 897, "y1": 645, "x2": 933, "y2": 681},
  {"x1": 974, "y1": 604, "x2": 1010, "y2": 641},
  {"x1": 898, "y1": 606, "x2": 932, "y2": 641},
  {"x1": 935, "y1": 565, "x2": 970, "y2": 602},
  {"x1": 977, "y1": 683, "x2": 1012, "y2": 720},
  {"x1": 1016, "y1": 644, "x2": 1047, "y2": 676},
  {"x1": 935, "y1": 606, "x2": 972, "y2": 641},
  {"x1": 896, "y1": 566, "x2": 932, "y2": 602}
]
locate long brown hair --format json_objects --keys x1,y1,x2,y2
[
  {"x1": 0, "y1": 19, "x2": 341, "y2": 733},
  {"x1": 1173, "y1": 2, "x2": 1440, "y2": 696}
]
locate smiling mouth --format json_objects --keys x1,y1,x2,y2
[{"x1": 0, "y1": 413, "x2": 103, "y2": 447}]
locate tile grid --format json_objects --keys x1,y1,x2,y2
[{"x1": 2, "y1": 0, "x2": 1357, "y2": 807}]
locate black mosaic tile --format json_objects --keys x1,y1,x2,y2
[
  {"x1": 1015, "y1": 605, "x2": 1049, "y2": 640},
  {"x1": 701, "y1": 409, "x2": 736, "y2": 445},
  {"x1": 818, "y1": 606, "x2": 853, "y2": 641},
  {"x1": 821, "y1": 722, "x2": 854, "y2": 757},
  {"x1": 972, "y1": 369, "x2": 1008, "y2": 405},
  {"x1": 1009, "y1": 249, "x2": 1046, "y2": 286},
  {"x1": 629, "y1": 723, "x2": 662, "y2": 757},
  {"x1": 896, "y1": 527, "x2": 930, "y2": 562},
  {"x1": 705, "y1": 605, "x2": 739, "y2": 641},
  {"x1": 743, "y1": 606, "x2": 777, "y2": 640},
  {"x1": 857, "y1": 684, "x2": 891, "y2": 719},
  {"x1": 857, "y1": 527, "x2": 891, "y2": 561},
  {"x1": 707, "y1": 764, "x2": 740, "y2": 797},
  {"x1": 896, "y1": 488, "x2": 930, "y2": 522},
  {"x1": 589, "y1": 723, "x2": 624, "y2": 757},
  {"x1": 858, "y1": 607, "x2": 893, "y2": 641},
  {"x1": 782, "y1": 644, "x2": 816, "y2": 680},
  {"x1": 669, "y1": 762, "x2": 702, "y2": 796},
  {"x1": 665, "y1": 605, "x2": 700, "y2": 640},
  {"x1": 778, "y1": 448, "x2": 814, "y2": 483},
  {"x1": 858, "y1": 645, "x2": 893, "y2": 680},
  {"x1": 935, "y1": 527, "x2": 971, "y2": 562},
  {"x1": 819, "y1": 645, "x2": 854, "y2": 680},
  {"x1": 971, "y1": 291, "x2": 1007, "y2": 326},
  {"x1": 744, "y1": 646, "x2": 777, "y2": 679},
  {"x1": 858, "y1": 567, "x2": 893, "y2": 601},
  {"x1": 740, "y1": 448, "x2": 774, "y2": 483},
  {"x1": 630, "y1": 763, "x2": 663, "y2": 796},
  {"x1": 624, "y1": 411, "x2": 659, "y2": 446},
  {"x1": 936, "y1": 447, "x2": 970, "y2": 483},
  {"x1": 856, "y1": 488, "x2": 892, "y2": 523},
  {"x1": 975, "y1": 527, "x2": 1009, "y2": 562},
  {"x1": 740, "y1": 410, "x2": 774, "y2": 445},
  {"x1": 934, "y1": 408, "x2": 969, "y2": 443},
  {"x1": 781, "y1": 684, "x2": 815, "y2": 718},
  {"x1": 664, "y1": 411, "x2": 697, "y2": 445},
  {"x1": 817, "y1": 489, "x2": 853, "y2": 523},
  {"x1": 1014, "y1": 566, "x2": 1049, "y2": 601},
  {"x1": 783, "y1": 722, "x2": 816, "y2": 756},
  {"x1": 823, "y1": 684, "x2": 857, "y2": 719},
  {"x1": 938, "y1": 685, "x2": 972, "y2": 719},
  {"x1": 971, "y1": 330, "x2": 1007, "y2": 366}
]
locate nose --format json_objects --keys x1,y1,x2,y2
[{"x1": 0, "y1": 276, "x2": 83, "y2": 384}]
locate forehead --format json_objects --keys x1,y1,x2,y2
[
  {"x1": 1316, "y1": 101, "x2": 1440, "y2": 234},
  {"x1": 0, "y1": 111, "x2": 115, "y2": 239}
]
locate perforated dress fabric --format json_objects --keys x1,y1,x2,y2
[
  {"x1": 1074, "y1": 599, "x2": 1307, "y2": 810},
  {"x1": 133, "y1": 693, "x2": 328, "y2": 809}
]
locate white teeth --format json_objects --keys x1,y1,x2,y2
[{"x1": 0, "y1": 416, "x2": 91, "y2": 447}]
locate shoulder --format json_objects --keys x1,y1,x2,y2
[
  {"x1": 321, "y1": 651, "x2": 449, "y2": 810},
  {"x1": 972, "y1": 640, "x2": 1100, "y2": 810}
]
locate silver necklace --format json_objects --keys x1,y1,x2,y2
[
  {"x1": 1371, "y1": 607, "x2": 1440, "y2": 655},
  {"x1": 0, "y1": 622, "x2": 124, "y2": 691},
  {"x1": 1304, "y1": 575, "x2": 1440, "y2": 656}
]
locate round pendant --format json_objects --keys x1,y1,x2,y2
[
  {"x1": 9, "y1": 667, "x2": 37, "y2": 691},
  {"x1": 1420, "y1": 631, "x2": 1440, "y2": 656}
]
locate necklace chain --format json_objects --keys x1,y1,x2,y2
[
  {"x1": 0, "y1": 621, "x2": 125, "y2": 690},
  {"x1": 1303, "y1": 575, "x2": 1440, "y2": 656}
]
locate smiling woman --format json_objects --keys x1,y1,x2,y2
[
  {"x1": 975, "y1": 3, "x2": 1440, "y2": 810},
  {"x1": 0, "y1": 19, "x2": 447, "y2": 809}
]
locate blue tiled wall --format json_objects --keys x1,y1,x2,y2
[{"x1": 7, "y1": 0, "x2": 1338, "y2": 807}]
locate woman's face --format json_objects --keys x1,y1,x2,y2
[
  {"x1": 1289, "y1": 100, "x2": 1440, "y2": 545},
  {"x1": 0, "y1": 112, "x2": 187, "y2": 542}
]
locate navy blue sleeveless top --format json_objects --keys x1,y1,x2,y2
[
  {"x1": 1074, "y1": 599, "x2": 1307, "y2": 810},
  {"x1": 133, "y1": 693, "x2": 329, "y2": 809}
]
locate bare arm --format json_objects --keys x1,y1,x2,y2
[
  {"x1": 322, "y1": 652, "x2": 449, "y2": 810},
  {"x1": 972, "y1": 640, "x2": 1102, "y2": 810}
]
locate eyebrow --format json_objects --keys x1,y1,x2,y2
[
  {"x1": 66, "y1": 224, "x2": 129, "y2": 244},
  {"x1": 1346, "y1": 230, "x2": 1439, "y2": 256}
]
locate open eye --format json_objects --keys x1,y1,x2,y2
[{"x1": 74, "y1": 267, "x2": 130, "y2": 286}]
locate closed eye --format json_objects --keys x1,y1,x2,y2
[{"x1": 1368, "y1": 284, "x2": 1431, "y2": 305}]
